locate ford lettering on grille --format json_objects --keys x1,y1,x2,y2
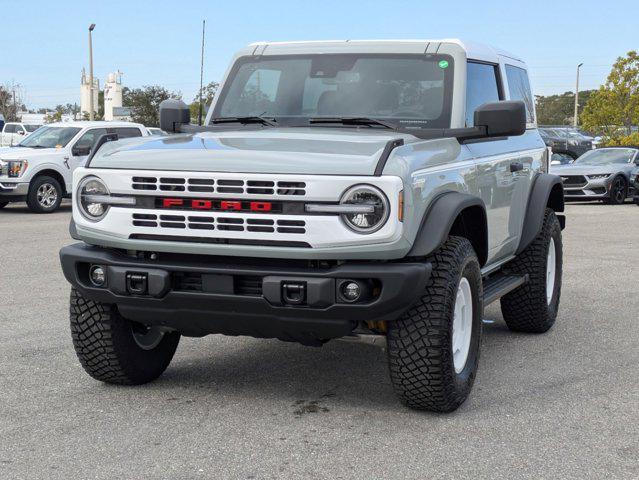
[{"x1": 158, "y1": 197, "x2": 276, "y2": 213}]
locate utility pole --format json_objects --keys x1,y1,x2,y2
[
  {"x1": 88, "y1": 24, "x2": 96, "y2": 121},
  {"x1": 198, "y1": 20, "x2": 206, "y2": 126},
  {"x1": 573, "y1": 62, "x2": 583, "y2": 128}
]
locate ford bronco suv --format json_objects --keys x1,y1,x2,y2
[{"x1": 59, "y1": 40, "x2": 565, "y2": 412}]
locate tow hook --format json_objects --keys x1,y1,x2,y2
[
  {"x1": 126, "y1": 272, "x2": 148, "y2": 295},
  {"x1": 281, "y1": 282, "x2": 306, "y2": 305}
]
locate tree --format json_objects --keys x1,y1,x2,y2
[
  {"x1": 581, "y1": 51, "x2": 639, "y2": 139},
  {"x1": 0, "y1": 83, "x2": 24, "y2": 122},
  {"x1": 535, "y1": 90, "x2": 594, "y2": 126},
  {"x1": 190, "y1": 81, "x2": 219, "y2": 123},
  {"x1": 123, "y1": 85, "x2": 181, "y2": 127}
]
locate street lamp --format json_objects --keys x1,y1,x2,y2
[
  {"x1": 88, "y1": 24, "x2": 96, "y2": 121},
  {"x1": 573, "y1": 62, "x2": 583, "y2": 128}
]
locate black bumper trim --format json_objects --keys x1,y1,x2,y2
[{"x1": 59, "y1": 243, "x2": 431, "y2": 345}]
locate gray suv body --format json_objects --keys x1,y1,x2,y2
[{"x1": 60, "y1": 40, "x2": 565, "y2": 412}]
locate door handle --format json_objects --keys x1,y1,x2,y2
[{"x1": 510, "y1": 162, "x2": 524, "y2": 173}]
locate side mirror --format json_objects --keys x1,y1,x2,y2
[
  {"x1": 551, "y1": 160, "x2": 561, "y2": 166},
  {"x1": 17, "y1": 130, "x2": 25, "y2": 136},
  {"x1": 159, "y1": 99, "x2": 190, "y2": 133},
  {"x1": 72, "y1": 145, "x2": 92, "y2": 157},
  {"x1": 474, "y1": 101, "x2": 527, "y2": 138}
]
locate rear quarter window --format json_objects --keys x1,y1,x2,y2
[{"x1": 505, "y1": 65, "x2": 535, "y2": 123}]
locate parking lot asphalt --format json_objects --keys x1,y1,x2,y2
[{"x1": 0, "y1": 200, "x2": 637, "y2": 480}]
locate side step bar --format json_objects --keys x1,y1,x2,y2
[{"x1": 483, "y1": 273, "x2": 529, "y2": 306}]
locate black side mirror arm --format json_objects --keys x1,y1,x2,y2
[{"x1": 85, "y1": 133, "x2": 119, "y2": 168}]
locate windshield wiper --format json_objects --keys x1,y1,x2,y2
[
  {"x1": 308, "y1": 117, "x2": 396, "y2": 129},
  {"x1": 211, "y1": 116, "x2": 277, "y2": 127}
]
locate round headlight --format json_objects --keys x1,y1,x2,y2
[
  {"x1": 78, "y1": 176, "x2": 110, "y2": 221},
  {"x1": 340, "y1": 184, "x2": 390, "y2": 233}
]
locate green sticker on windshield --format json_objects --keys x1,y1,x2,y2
[{"x1": 438, "y1": 60, "x2": 449, "y2": 69}]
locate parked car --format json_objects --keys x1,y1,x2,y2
[
  {"x1": 550, "y1": 147, "x2": 639, "y2": 204},
  {"x1": 539, "y1": 127, "x2": 592, "y2": 159},
  {"x1": 60, "y1": 39, "x2": 565, "y2": 413},
  {"x1": 0, "y1": 122, "x2": 42, "y2": 147},
  {"x1": 0, "y1": 121, "x2": 148, "y2": 212}
]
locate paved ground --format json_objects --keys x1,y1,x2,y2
[{"x1": 0, "y1": 200, "x2": 637, "y2": 480}]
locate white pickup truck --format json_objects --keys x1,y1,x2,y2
[
  {"x1": 0, "y1": 121, "x2": 148, "y2": 212},
  {"x1": 0, "y1": 122, "x2": 42, "y2": 147}
]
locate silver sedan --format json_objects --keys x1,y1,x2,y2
[{"x1": 550, "y1": 147, "x2": 639, "y2": 204}]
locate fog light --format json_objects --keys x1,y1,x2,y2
[
  {"x1": 341, "y1": 281, "x2": 361, "y2": 302},
  {"x1": 89, "y1": 265, "x2": 106, "y2": 286}
]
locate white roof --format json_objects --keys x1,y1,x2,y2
[
  {"x1": 47, "y1": 121, "x2": 145, "y2": 128},
  {"x1": 247, "y1": 38, "x2": 523, "y2": 65}
]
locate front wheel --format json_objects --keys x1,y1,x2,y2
[
  {"x1": 386, "y1": 236, "x2": 483, "y2": 412},
  {"x1": 606, "y1": 176, "x2": 627, "y2": 205},
  {"x1": 70, "y1": 288, "x2": 180, "y2": 384},
  {"x1": 26, "y1": 175, "x2": 63, "y2": 213}
]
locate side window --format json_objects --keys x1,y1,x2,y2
[
  {"x1": 505, "y1": 65, "x2": 534, "y2": 123},
  {"x1": 4, "y1": 124, "x2": 16, "y2": 133},
  {"x1": 75, "y1": 128, "x2": 108, "y2": 149},
  {"x1": 16, "y1": 125, "x2": 25, "y2": 134},
  {"x1": 114, "y1": 127, "x2": 143, "y2": 139},
  {"x1": 465, "y1": 62, "x2": 501, "y2": 127}
]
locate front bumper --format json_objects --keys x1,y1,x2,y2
[
  {"x1": 59, "y1": 243, "x2": 431, "y2": 345},
  {"x1": 0, "y1": 181, "x2": 29, "y2": 200}
]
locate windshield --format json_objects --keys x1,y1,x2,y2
[
  {"x1": 212, "y1": 54, "x2": 454, "y2": 129},
  {"x1": 574, "y1": 148, "x2": 636, "y2": 165},
  {"x1": 19, "y1": 126, "x2": 81, "y2": 148},
  {"x1": 24, "y1": 124, "x2": 41, "y2": 132}
]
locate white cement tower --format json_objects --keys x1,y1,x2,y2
[
  {"x1": 80, "y1": 68, "x2": 99, "y2": 118},
  {"x1": 104, "y1": 71, "x2": 124, "y2": 121}
]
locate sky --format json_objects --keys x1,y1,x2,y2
[{"x1": 2, "y1": 0, "x2": 637, "y2": 109}]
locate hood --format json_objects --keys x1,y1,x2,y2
[
  {"x1": 550, "y1": 163, "x2": 627, "y2": 176},
  {"x1": 90, "y1": 128, "x2": 416, "y2": 176},
  {"x1": 0, "y1": 147, "x2": 62, "y2": 161}
]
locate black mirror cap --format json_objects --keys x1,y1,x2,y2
[
  {"x1": 474, "y1": 100, "x2": 527, "y2": 138},
  {"x1": 159, "y1": 99, "x2": 191, "y2": 133}
]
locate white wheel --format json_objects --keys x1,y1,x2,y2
[
  {"x1": 452, "y1": 277, "x2": 473, "y2": 373},
  {"x1": 546, "y1": 237, "x2": 556, "y2": 305}
]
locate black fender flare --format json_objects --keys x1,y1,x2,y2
[
  {"x1": 516, "y1": 173, "x2": 565, "y2": 254},
  {"x1": 407, "y1": 192, "x2": 488, "y2": 266}
]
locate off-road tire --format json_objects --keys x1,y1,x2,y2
[
  {"x1": 500, "y1": 208, "x2": 562, "y2": 333},
  {"x1": 0, "y1": 201, "x2": 8, "y2": 209},
  {"x1": 386, "y1": 236, "x2": 483, "y2": 412},
  {"x1": 26, "y1": 175, "x2": 63, "y2": 213},
  {"x1": 605, "y1": 176, "x2": 627, "y2": 205},
  {"x1": 70, "y1": 288, "x2": 180, "y2": 384}
]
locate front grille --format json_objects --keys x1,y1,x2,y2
[
  {"x1": 132, "y1": 214, "x2": 306, "y2": 234},
  {"x1": 561, "y1": 175, "x2": 587, "y2": 187},
  {"x1": 131, "y1": 176, "x2": 306, "y2": 196}
]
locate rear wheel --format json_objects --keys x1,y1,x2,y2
[
  {"x1": 606, "y1": 176, "x2": 627, "y2": 205},
  {"x1": 70, "y1": 288, "x2": 180, "y2": 384},
  {"x1": 27, "y1": 175, "x2": 63, "y2": 213},
  {"x1": 500, "y1": 209, "x2": 562, "y2": 333},
  {"x1": 386, "y1": 236, "x2": 483, "y2": 412}
]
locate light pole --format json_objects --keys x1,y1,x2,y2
[
  {"x1": 88, "y1": 23, "x2": 96, "y2": 121},
  {"x1": 573, "y1": 62, "x2": 583, "y2": 128}
]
